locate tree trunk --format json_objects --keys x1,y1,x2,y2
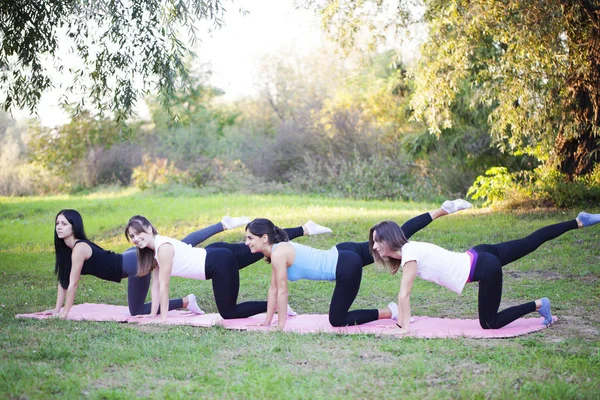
[{"x1": 556, "y1": 1, "x2": 600, "y2": 179}]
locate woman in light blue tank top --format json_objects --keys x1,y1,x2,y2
[{"x1": 244, "y1": 199, "x2": 471, "y2": 329}]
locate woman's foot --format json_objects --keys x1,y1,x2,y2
[
  {"x1": 537, "y1": 297, "x2": 552, "y2": 325},
  {"x1": 186, "y1": 294, "x2": 205, "y2": 315},
  {"x1": 275, "y1": 304, "x2": 298, "y2": 316},
  {"x1": 287, "y1": 304, "x2": 298, "y2": 316},
  {"x1": 441, "y1": 199, "x2": 473, "y2": 214},
  {"x1": 576, "y1": 212, "x2": 600, "y2": 228},
  {"x1": 304, "y1": 220, "x2": 332, "y2": 236},
  {"x1": 387, "y1": 302, "x2": 398, "y2": 320},
  {"x1": 221, "y1": 216, "x2": 251, "y2": 230}
]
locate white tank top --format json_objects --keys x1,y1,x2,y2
[
  {"x1": 153, "y1": 235, "x2": 207, "y2": 280},
  {"x1": 400, "y1": 241, "x2": 470, "y2": 294}
]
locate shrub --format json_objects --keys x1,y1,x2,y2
[{"x1": 289, "y1": 152, "x2": 433, "y2": 200}]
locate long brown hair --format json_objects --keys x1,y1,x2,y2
[
  {"x1": 124, "y1": 215, "x2": 158, "y2": 277},
  {"x1": 246, "y1": 218, "x2": 289, "y2": 263},
  {"x1": 369, "y1": 220, "x2": 408, "y2": 275}
]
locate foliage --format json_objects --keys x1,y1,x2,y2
[
  {"x1": 290, "y1": 151, "x2": 434, "y2": 201},
  {"x1": 467, "y1": 167, "x2": 520, "y2": 206},
  {"x1": 27, "y1": 110, "x2": 134, "y2": 189},
  {"x1": 131, "y1": 156, "x2": 189, "y2": 190},
  {"x1": 308, "y1": 0, "x2": 600, "y2": 180},
  {"x1": 468, "y1": 165, "x2": 600, "y2": 208},
  {"x1": 145, "y1": 72, "x2": 240, "y2": 170},
  {"x1": 0, "y1": 0, "x2": 227, "y2": 123}
]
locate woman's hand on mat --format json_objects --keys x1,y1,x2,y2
[
  {"x1": 132, "y1": 314, "x2": 155, "y2": 319},
  {"x1": 35, "y1": 309, "x2": 59, "y2": 316},
  {"x1": 396, "y1": 327, "x2": 410, "y2": 335}
]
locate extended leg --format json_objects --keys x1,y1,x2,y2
[{"x1": 477, "y1": 219, "x2": 578, "y2": 267}]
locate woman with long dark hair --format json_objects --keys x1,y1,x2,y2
[{"x1": 38, "y1": 210, "x2": 252, "y2": 318}]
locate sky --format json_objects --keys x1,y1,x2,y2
[{"x1": 17, "y1": 0, "x2": 324, "y2": 127}]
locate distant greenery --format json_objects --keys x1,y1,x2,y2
[{"x1": 1, "y1": 192, "x2": 599, "y2": 398}]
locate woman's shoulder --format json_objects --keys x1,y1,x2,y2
[
  {"x1": 73, "y1": 239, "x2": 94, "y2": 250},
  {"x1": 155, "y1": 235, "x2": 179, "y2": 244}
]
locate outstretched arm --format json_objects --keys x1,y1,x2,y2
[
  {"x1": 260, "y1": 266, "x2": 279, "y2": 326},
  {"x1": 156, "y1": 244, "x2": 174, "y2": 323},
  {"x1": 37, "y1": 283, "x2": 66, "y2": 315},
  {"x1": 397, "y1": 261, "x2": 417, "y2": 334},
  {"x1": 60, "y1": 242, "x2": 92, "y2": 318}
]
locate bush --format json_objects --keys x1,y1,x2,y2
[
  {"x1": 467, "y1": 165, "x2": 600, "y2": 208},
  {"x1": 289, "y1": 152, "x2": 434, "y2": 200}
]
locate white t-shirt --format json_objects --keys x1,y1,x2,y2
[
  {"x1": 153, "y1": 235, "x2": 207, "y2": 280},
  {"x1": 400, "y1": 241, "x2": 471, "y2": 294}
]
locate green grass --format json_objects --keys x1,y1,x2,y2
[{"x1": 1, "y1": 189, "x2": 599, "y2": 399}]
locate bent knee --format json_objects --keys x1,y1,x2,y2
[
  {"x1": 219, "y1": 309, "x2": 237, "y2": 320},
  {"x1": 479, "y1": 318, "x2": 501, "y2": 330},
  {"x1": 129, "y1": 306, "x2": 144, "y2": 316},
  {"x1": 329, "y1": 315, "x2": 347, "y2": 327}
]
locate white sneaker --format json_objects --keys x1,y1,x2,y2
[
  {"x1": 286, "y1": 304, "x2": 297, "y2": 316},
  {"x1": 187, "y1": 294, "x2": 205, "y2": 315},
  {"x1": 441, "y1": 199, "x2": 472, "y2": 214},
  {"x1": 221, "y1": 216, "x2": 251, "y2": 230},
  {"x1": 388, "y1": 302, "x2": 398, "y2": 320},
  {"x1": 305, "y1": 220, "x2": 332, "y2": 235}
]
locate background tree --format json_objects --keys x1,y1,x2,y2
[
  {"x1": 0, "y1": 0, "x2": 228, "y2": 123},
  {"x1": 306, "y1": 0, "x2": 600, "y2": 180}
]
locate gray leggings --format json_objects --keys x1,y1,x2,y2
[{"x1": 122, "y1": 222, "x2": 225, "y2": 315}]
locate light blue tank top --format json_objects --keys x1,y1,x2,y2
[{"x1": 274, "y1": 242, "x2": 338, "y2": 281}]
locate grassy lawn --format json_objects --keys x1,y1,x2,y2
[{"x1": 1, "y1": 190, "x2": 599, "y2": 399}]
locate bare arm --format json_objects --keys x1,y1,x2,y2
[
  {"x1": 397, "y1": 260, "x2": 418, "y2": 333},
  {"x1": 272, "y1": 247, "x2": 291, "y2": 329},
  {"x1": 260, "y1": 264, "x2": 279, "y2": 326},
  {"x1": 60, "y1": 242, "x2": 92, "y2": 318},
  {"x1": 37, "y1": 283, "x2": 66, "y2": 315},
  {"x1": 156, "y1": 243, "x2": 174, "y2": 323},
  {"x1": 149, "y1": 267, "x2": 160, "y2": 317}
]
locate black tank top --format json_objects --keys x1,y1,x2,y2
[{"x1": 75, "y1": 240, "x2": 124, "y2": 283}]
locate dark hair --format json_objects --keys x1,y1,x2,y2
[
  {"x1": 54, "y1": 209, "x2": 89, "y2": 289},
  {"x1": 246, "y1": 218, "x2": 289, "y2": 263},
  {"x1": 369, "y1": 220, "x2": 408, "y2": 275},
  {"x1": 125, "y1": 215, "x2": 158, "y2": 277}
]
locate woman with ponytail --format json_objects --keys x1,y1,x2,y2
[
  {"x1": 244, "y1": 200, "x2": 472, "y2": 329},
  {"x1": 124, "y1": 215, "x2": 332, "y2": 323},
  {"x1": 38, "y1": 210, "x2": 251, "y2": 318}
]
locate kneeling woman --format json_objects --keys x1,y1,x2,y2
[
  {"x1": 125, "y1": 215, "x2": 330, "y2": 323},
  {"x1": 40, "y1": 210, "x2": 248, "y2": 318},
  {"x1": 370, "y1": 212, "x2": 600, "y2": 333},
  {"x1": 244, "y1": 200, "x2": 470, "y2": 329}
]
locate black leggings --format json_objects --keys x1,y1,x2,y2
[
  {"x1": 329, "y1": 213, "x2": 433, "y2": 326},
  {"x1": 472, "y1": 219, "x2": 578, "y2": 329},
  {"x1": 124, "y1": 222, "x2": 226, "y2": 315},
  {"x1": 196, "y1": 226, "x2": 305, "y2": 319}
]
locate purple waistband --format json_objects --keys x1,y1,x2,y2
[{"x1": 466, "y1": 249, "x2": 478, "y2": 283}]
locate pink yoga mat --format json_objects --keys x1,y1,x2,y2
[{"x1": 16, "y1": 303, "x2": 557, "y2": 338}]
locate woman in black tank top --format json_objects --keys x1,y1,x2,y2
[{"x1": 36, "y1": 209, "x2": 250, "y2": 319}]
